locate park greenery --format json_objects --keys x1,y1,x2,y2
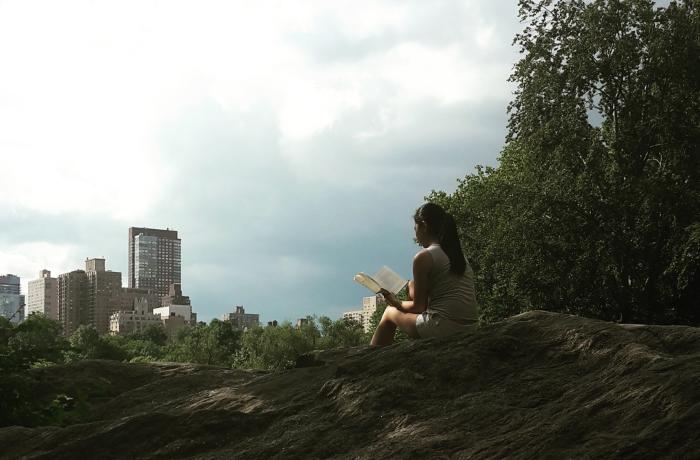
[
  {"x1": 1, "y1": 0, "x2": 698, "y2": 427},
  {"x1": 431, "y1": 0, "x2": 699, "y2": 325},
  {"x1": 0, "y1": 314, "x2": 367, "y2": 426}
]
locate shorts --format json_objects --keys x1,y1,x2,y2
[{"x1": 415, "y1": 312, "x2": 476, "y2": 339}]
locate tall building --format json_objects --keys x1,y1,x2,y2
[
  {"x1": 0, "y1": 274, "x2": 21, "y2": 294},
  {"x1": 85, "y1": 258, "x2": 123, "y2": 334},
  {"x1": 0, "y1": 274, "x2": 22, "y2": 324},
  {"x1": 58, "y1": 270, "x2": 88, "y2": 336},
  {"x1": 27, "y1": 270, "x2": 59, "y2": 320},
  {"x1": 58, "y1": 259, "x2": 123, "y2": 336},
  {"x1": 128, "y1": 227, "x2": 181, "y2": 297}
]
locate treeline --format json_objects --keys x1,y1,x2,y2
[
  {"x1": 430, "y1": 0, "x2": 700, "y2": 325},
  {"x1": 0, "y1": 312, "x2": 383, "y2": 426}
]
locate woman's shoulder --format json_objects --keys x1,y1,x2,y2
[
  {"x1": 414, "y1": 247, "x2": 431, "y2": 260},
  {"x1": 413, "y1": 248, "x2": 434, "y2": 269}
]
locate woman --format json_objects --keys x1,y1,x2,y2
[{"x1": 370, "y1": 203, "x2": 478, "y2": 346}]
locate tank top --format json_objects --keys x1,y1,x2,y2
[{"x1": 426, "y1": 243, "x2": 478, "y2": 323}]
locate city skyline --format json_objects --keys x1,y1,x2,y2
[{"x1": 1, "y1": 0, "x2": 533, "y2": 323}]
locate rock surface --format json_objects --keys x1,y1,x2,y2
[{"x1": 2, "y1": 311, "x2": 699, "y2": 459}]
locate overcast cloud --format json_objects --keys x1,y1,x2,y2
[{"x1": 1, "y1": 0, "x2": 523, "y2": 322}]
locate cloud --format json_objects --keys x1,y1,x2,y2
[{"x1": 0, "y1": 0, "x2": 524, "y2": 322}]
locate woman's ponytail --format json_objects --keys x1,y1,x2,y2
[{"x1": 440, "y1": 213, "x2": 466, "y2": 275}]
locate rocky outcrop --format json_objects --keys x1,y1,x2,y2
[{"x1": 1, "y1": 311, "x2": 699, "y2": 459}]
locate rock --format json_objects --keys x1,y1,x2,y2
[{"x1": 1, "y1": 311, "x2": 699, "y2": 459}]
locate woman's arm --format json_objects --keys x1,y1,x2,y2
[{"x1": 382, "y1": 250, "x2": 431, "y2": 314}]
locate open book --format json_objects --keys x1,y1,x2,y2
[{"x1": 354, "y1": 266, "x2": 408, "y2": 295}]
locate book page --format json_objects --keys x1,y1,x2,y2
[
  {"x1": 373, "y1": 266, "x2": 407, "y2": 295},
  {"x1": 354, "y1": 273, "x2": 382, "y2": 293}
]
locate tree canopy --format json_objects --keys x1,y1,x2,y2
[{"x1": 431, "y1": 0, "x2": 700, "y2": 324}]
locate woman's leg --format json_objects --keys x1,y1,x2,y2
[{"x1": 370, "y1": 306, "x2": 420, "y2": 346}]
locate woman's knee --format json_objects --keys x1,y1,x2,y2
[{"x1": 381, "y1": 306, "x2": 400, "y2": 323}]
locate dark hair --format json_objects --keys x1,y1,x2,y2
[{"x1": 414, "y1": 202, "x2": 466, "y2": 275}]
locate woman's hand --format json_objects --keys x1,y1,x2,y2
[{"x1": 379, "y1": 289, "x2": 403, "y2": 311}]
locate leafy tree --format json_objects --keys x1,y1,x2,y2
[
  {"x1": 7, "y1": 314, "x2": 67, "y2": 367},
  {"x1": 318, "y1": 316, "x2": 365, "y2": 348},
  {"x1": 0, "y1": 315, "x2": 67, "y2": 426},
  {"x1": 68, "y1": 325, "x2": 101, "y2": 359},
  {"x1": 129, "y1": 324, "x2": 168, "y2": 347},
  {"x1": 234, "y1": 321, "x2": 318, "y2": 370},
  {"x1": 431, "y1": 0, "x2": 700, "y2": 324},
  {"x1": 163, "y1": 320, "x2": 242, "y2": 366},
  {"x1": 67, "y1": 326, "x2": 126, "y2": 361},
  {"x1": 205, "y1": 319, "x2": 242, "y2": 366}
]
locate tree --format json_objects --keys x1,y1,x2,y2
[
  {"x1": 0, "y1": 315, "x2": 67, "y2": 426},
  {"x1": 234, "y1": 320, "x2": 319, "y2": 370},
  {"x1": 67, "y1": 326, "x2": 126, "y2": 361},
  {"x1": 130, "y1": 324, "x2": 168, "y2": 347},
  {"x1": 432, "y1": 0, "x2": 700, "y2": 324},
  {"x1": 163, "y1": 320, "x2": 242, "y2": 366},
  {"x1": 8, "y1": 314, "x2": 67, "y2": 367},
  {"x1": 318, "y1": 316, "x2": 365, "y2": 348}
]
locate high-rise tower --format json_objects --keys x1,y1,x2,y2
[
  {"x1": 0, "y1": 274, "x2": 22, "y2": 324},
  {"x1": 27, "y1": 270, "x2": 59, "y2": 320},
  {"x1": 128, "y1": 227, "x2": 181, "y2": 297},
  {"x1": 58, "y1": 259, "x2": 123, "y2": 336}
]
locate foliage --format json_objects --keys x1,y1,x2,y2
[
  {"x1": 430, "y1": 0, "x2": 700, "y2": 324},
  {"x1": 66, "y1": 325, "x2": 127, "y2": 362},
  {"x1": 0, "y1": 315, "x2": 68, "y2": 427},
  {"x1": 234, "y1": 319, "x2": 317, "y2": 370},
  {"x1": 164, "y1": 319, "x2": 241, "y2": 366},
  {"x1": 0, "y1": 313, "x2": 373, "y2": 426},
  {"x1": 234, "y1": 316, "x2": 368, "y2": 370},
  {"x1": 8, "y1": 314, "x2": 67, "y2": 367},
  {"x1": 318, "y1": 316, "x2": 365, "y2": 349}
]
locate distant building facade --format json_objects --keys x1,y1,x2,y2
[
  {"x1": 58, "y1": 259, "x2": 123, "y2": 336},
  {"x1": 221, "y1": 306, "x2": 260, "y2": 330},
  {"x1": 120, "y1": 287, "x2": 161, "y2": 314},
  {"x1": 154, "y1": 283, "x2": 196, "y2": 323},
  {"x1": 84, "y1": 258, "x2": 122, "y2": 334},
  {"x1": 155, "y1": 309, "x2": 193, "y2": 339},
  {"x1": 0, "y1": 274, "x2": 20, "y2": 295},
  {"x1": 161, "y1": 283, "x2": 190, "y2": 307},
  {"x1": 154, "y1": 304, "x2": 193, "y2": 323},
  {"x1": 342, "y1": 310, "x2": 364, "y2": 326},
  {"x1": 161, "y1": 314, "x2": 187, "y2": 338},
  {"x1": 27, "y1": 270, "x2": 59, "y2": 320},
  {"x1": 58, "y1": 270, "x2": 88, "y2": 336},
  {"x1": 342, "y1": 295, "x2": 386, "y2": 333},
  {"x1": 109, "y1": 298, "x2": 162, "y2": 335},
  {"x1": 128, "y1": 227, "x2": 181, "y2": 297},
  {"x1": 0, "y1": 274, "x2": 22, "y2": 324}
]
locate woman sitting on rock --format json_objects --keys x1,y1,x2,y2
[{"x1": 370, "y1": 202, "x2": 478, "y2": 346}]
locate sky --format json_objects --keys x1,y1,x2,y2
[{"x1": 0, "y1": 0, "x2": 524, "y2": 323}]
